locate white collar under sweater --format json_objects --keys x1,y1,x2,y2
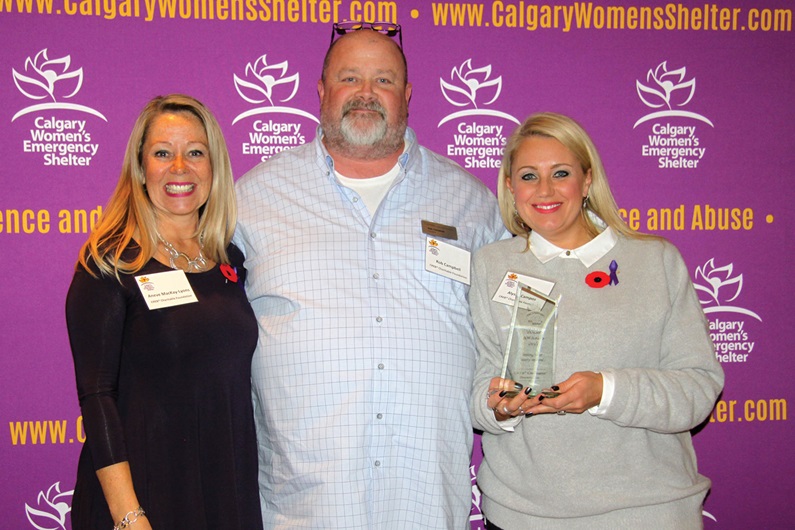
[{"x1": 529, "y1": 226, "x2": 617, "y2": 267}]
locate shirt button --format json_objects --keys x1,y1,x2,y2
[
  {"x1": 376, "y1": 413, "x2": 383, "y2": 419},
  {"x1": 372, "y1": 273, "x2": 380, "y2": 280},
  {"x1": 378, "y1": 363, "x2": 384, "y2": 370},
  {"x1": 376, "y1": 316, "x2": 383, "y2": 323},
  {"x1": 374, "y1": 460, "x2": 381, "y2": 467},
  {"x1": 565, "y1": 250, "x2": 571, "y2": 256},
  {"x1": 352, "y1": 197, "x2": 359, "y2": 202},
  {"x1": 370, "y1": 232, "x2": 377, "y2": 239}
]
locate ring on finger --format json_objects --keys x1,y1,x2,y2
[
  {"x1": 518, "y1": 406, "x2": 524, "y2": 415},
  {"x1": 556, "y1": 410, "x2": 566, "y2": 416}
]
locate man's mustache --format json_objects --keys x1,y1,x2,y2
[{"x1": 342, "y1": 99, "x2": 386, "y2": 119}]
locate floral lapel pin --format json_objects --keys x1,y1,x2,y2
[
  {"x1": 220, "y1": 264, "x2": 238, "y2": 283},
  {"x1": 585, "y1": 260, "x2": 619, "y2": 289}
]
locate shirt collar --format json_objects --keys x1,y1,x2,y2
[
  {"x1": 316, "y1": 126, "x2": 417, "y2": 175},
  {"x1": 529, "y1": 226, "x2": 617, "y2": 267}
]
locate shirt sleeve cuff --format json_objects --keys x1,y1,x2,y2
[
  {"x1": 587, "y1": 371, "x2": 615, "y2": 416},
  {"x1": 497, "y1": 415, "x2": 523, "y2": 432}
]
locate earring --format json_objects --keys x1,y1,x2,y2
[{"x1": 582, "y1": 194, "x2": 590, "y2": 210}]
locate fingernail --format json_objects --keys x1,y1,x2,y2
[
  {"x1": 551, "y1": 385, "x2": 560, "y2": 391},
  {"x1": 538, "y1": 395, "x2": 545, "y2": 401},
  {"x1": 525, "y1": 413, "x2": 533, "y2": 418},
  {"x1": 524, "y1": 387, "x2": 532, "y2": 395},
  {"x1": 499, "y1": 391, "x2": 507, "y2": 398},
  {"x1": 514, "y1": 382, "x2": 523, "y2": 390}
]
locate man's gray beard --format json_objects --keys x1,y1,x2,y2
[
  {"x1": 321, "y1": 101, "x2": 407, "y2": 160},
  {"x1": 340, "y1": 113, "x2": 388, "y2": 146}
]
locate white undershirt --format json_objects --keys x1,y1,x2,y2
[{"x1": 335, "y1": 164, "x2": 401, "y2": 216}]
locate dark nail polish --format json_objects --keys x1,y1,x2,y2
[
  {"x1": 538, "y1": 395, "x2": 545, "y2": 401},
  {"x1": 525, "y1": 413, "x2": 533, "y2": 418},
  {"x1": 499, "y1": 391, "x2": 507, "y2": 398},
  {"x1": 551, "y1": 385, "x2": 560, "y2": 391},
  {"x1": 514, "y1": 382, "x2": 523, "y2": 390},
  {"x1": 524, "y1": 387, "x2": 532, "y2": 395}
]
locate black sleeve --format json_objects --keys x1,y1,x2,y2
[{"x1": 65, "y1": 264, "x2": 129, "y2": 470}]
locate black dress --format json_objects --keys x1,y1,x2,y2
[{"x1": 66, "y1": 244, "x2": 262, "y2": 529}]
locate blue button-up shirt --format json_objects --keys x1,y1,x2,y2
[{"x1": 235, "y1": 127, "x2": 506, "y2": 529}]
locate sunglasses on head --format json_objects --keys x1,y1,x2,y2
[{"x1": 330, "y1": 21, "x2": 402, "y2": 48}]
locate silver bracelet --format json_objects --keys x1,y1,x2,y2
[{"x1": 113, "y1": 506, "x2": 145, "y2": 530}]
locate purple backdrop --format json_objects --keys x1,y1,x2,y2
[{"x1": 2, "y1": 1, "x2": 793, "y2": 528}]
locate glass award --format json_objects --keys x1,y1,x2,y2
[{"x1": 500, "y1": 282, "x2": 560, "y2": 398}]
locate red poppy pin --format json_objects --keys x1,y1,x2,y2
[
  {"x1": 220, "y1": 264, "x2": 238, "y2": 283},
  {"x1": 585, "y1": 271, "x2": 610, "y2": 288},
  {"x1": 585, "y1": 260, "x2": 619, "y2": 289}
]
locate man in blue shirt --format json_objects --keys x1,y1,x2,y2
[{"x1": 235, "y1": 24, "x2": 506, "y2": 529}]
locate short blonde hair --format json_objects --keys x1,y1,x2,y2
[
  {"x1": 78, "y1": 94, "x2": 237, "y2": 277},
  {"x1": 498, "y1": 112, "x2": 646, "y2": 241}
]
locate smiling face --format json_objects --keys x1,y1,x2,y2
[
  {"x1": 507, "y1": 136, "x2": 592, "y2": 248},
  {"x1": 142, "y1": 111, "x2": 212, "y2": 229},
  {"x1": 318, "y1": 30, "x2": 412, "y2": 158}
]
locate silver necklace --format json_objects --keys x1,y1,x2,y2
[{"x1": 156, "y1": 232, "x2": 208, "y2": 272}]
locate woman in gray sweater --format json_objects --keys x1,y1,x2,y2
[{"x1": 471, "y1": 112, "x2": 724, "y2": 529}]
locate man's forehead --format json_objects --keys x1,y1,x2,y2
[
  {"x1": 329, "y1": 31, "x2": 402, "y2": 61},
  {"x1": 333, "y1": 64, "x2": 399, "y2": 76}
]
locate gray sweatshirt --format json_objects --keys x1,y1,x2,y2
[{"x1": 470, "y1": 233, "x2": 724, "y2": 528}]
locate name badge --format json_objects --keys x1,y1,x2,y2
[
  {"x1": 425, "y1": 237, "x2": 471, "y2": 285},
  {"x1": 135, "y1": 269, "x2": 199, "y2": 310},
  {"x1": 421, "y1": 220, "x2": 458, "y2": 241},
  {"x1": 491, "y1": 271, "x2": 555, "y2": 307}
]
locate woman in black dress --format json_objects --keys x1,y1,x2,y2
[{"x1": 66, "y1": 94, "x2": 262, "y2": 530}]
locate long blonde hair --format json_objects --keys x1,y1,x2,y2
[
  {"x1": 77, "y1": 94, "x2": 237, "y2": 278},
  {"x1": 498, "y1": 112, "x2": 654, "y2": 242}
]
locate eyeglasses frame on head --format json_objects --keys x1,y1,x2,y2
[{"x1": 330, "y1": 21, "x2": 403, "y2": 48}]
